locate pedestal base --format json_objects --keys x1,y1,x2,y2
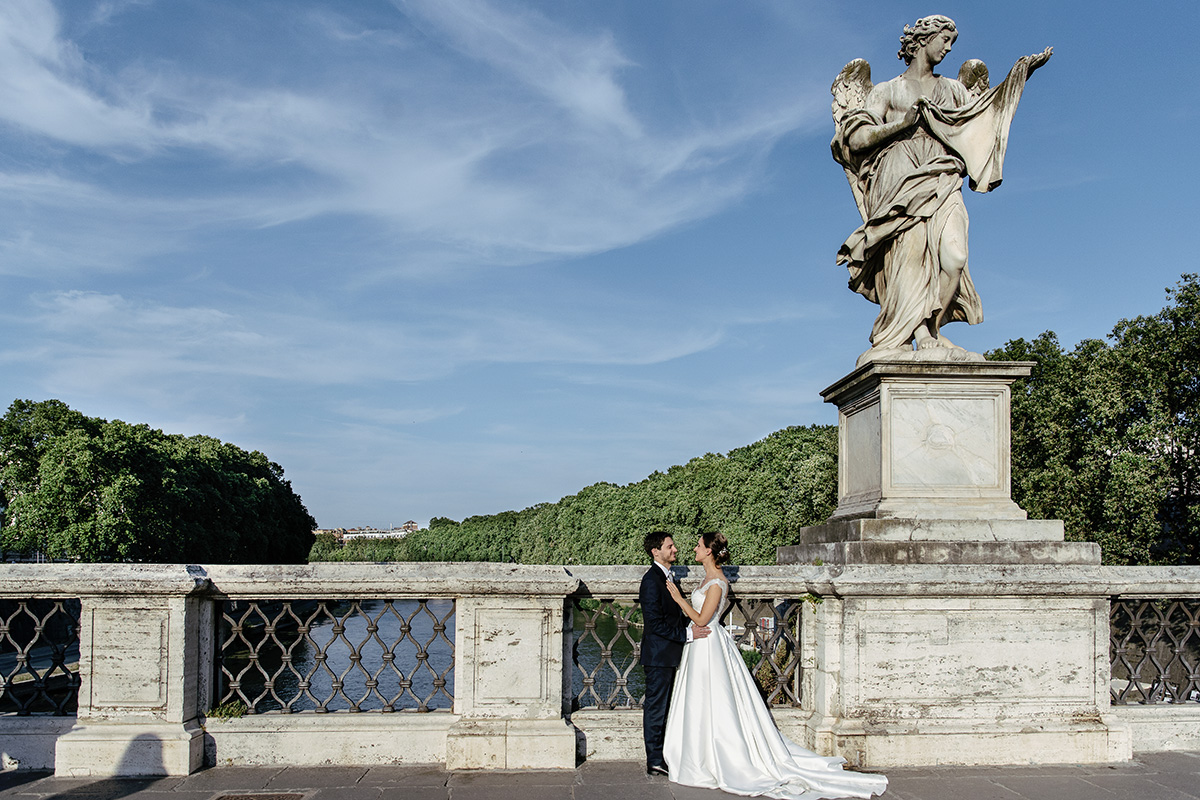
[
  {"x1": 800, "y1": 588, "x2": 1129, "y2": 767},
  {"x1": 445, "y1": 719, "x2": 577, "y2": 770},
  {"x1": 822, "y1": 717, "x2": 1131, "y2": 767},
  {"x1": 54, "y1": 721, "x2": 204, "y2": 777},
  {"x1": 779, "y1": 518, "x2": 1100, "y2": 565}
]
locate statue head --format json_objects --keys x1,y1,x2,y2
[{"x1": 898, "y1": 15, "x2": 957, "y2": 64}]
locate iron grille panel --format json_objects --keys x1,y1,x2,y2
[
  {"x1": 216, "y1": 599, "x2": 454, "y2": 713},
  {"x1": 570, "y1": 592, "x2": 804, "y2": 711},
  {"x1": 0, "y1": 599, "x2": 82, "y2": 716},
  {"x1": 1110, "y1": 598, "x2": 1200, "y2": 704}
]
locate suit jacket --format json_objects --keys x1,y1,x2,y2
[{"x1": 638, "y1": 564, "x2": 689, "y2": 667}]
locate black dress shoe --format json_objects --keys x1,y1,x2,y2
[{"x1": 647, "y1": 764, "x2": 670, "y2": 777}]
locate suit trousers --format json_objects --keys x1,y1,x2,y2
[{"x1": 643, "y1": 664, "x2": 676, "y2": 766}]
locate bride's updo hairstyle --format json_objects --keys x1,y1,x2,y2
[{"x1": 701, "y1": 531, "x2": 731, "y2": 566}]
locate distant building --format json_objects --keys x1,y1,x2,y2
[{"x1": 313, "y1": 522, "x2": 422, "y2": 543}]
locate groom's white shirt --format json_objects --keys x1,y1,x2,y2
[{"x1": 654, "y1": 560, "x2": 693, "y2": 643}]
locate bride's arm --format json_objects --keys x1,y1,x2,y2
[{"x1": 665, "y1": 581, "x2": 724, "y2": 627}]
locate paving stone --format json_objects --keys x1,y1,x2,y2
[
  {"x1": 264, "y1": 768, "x2": 369, "y2": 790},
  {"x1": 356, "y1": 766, "x2": 448, "y2": 787},
  {"x1": 1142, "y1": 773, "x2": 1200, "y2": 799},
  {"x1": 1136, "y1": 751, "x2": 1200, "y2": 773},
  {"x1": 890, "y1": 777, "x2": 1022, "y2": 800},
  {"x1": 575, "y1": 761, "x2": 653, "y2": 785},
  {"x1": 666, "y1": 783, "x2": 734, "y2": 799},
  {"x1": 307, "y1": 786, "x2": 390, "y2": 800},
  {"x1": 0, "y1": 773, "x2": 50, "y2": 793},
  {"x1": 575, "y1": 784, "x2": 673, "y2": 800},
  {"x1": 990, "y1": 775, "x2": 1119, "y2": 800},
  {"x1": 0, "y1": 777, "x2": 181, "y2": 799},
  {"x1": 1080, "y1": 774, "x2": 1199, "y2": 800},
  {"x1": 448, "y1": 770, "x2": 578, "y2": 787},
  {"x1": 175, "y1": 767, "x2": 286, "y2": 792},
  {"x1": 447, "y1": 786, "x2": 573, "y2": 800}
]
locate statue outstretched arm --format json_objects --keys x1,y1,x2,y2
[{"x1": 1024, "y1": 47, "x2": 1053, "y2": 75}]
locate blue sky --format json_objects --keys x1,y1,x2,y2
[{"x1": 2, "y1": 0, "x2": 1197, "y2": 529}]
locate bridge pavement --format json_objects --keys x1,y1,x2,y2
[{"x1": 2, "y1": 752, "x2": 1198, "y2": 800}]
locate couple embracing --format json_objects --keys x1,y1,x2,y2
[{"x1": 638, "y1": 531, "x2": 888, "y2": 799}]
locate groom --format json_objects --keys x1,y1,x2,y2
[{"x1": 639, "y1": 531, "x2": 709, "y2": 776}]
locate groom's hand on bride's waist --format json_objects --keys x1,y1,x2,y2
[{"x1": 691, "y1": 625, "x2": 711, "y2": 640}]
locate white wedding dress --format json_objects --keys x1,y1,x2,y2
[{"x1": 662, "y1": 578, "x2": 888, "y2": 799}]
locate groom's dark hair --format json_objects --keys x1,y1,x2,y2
[{"x1": 643, "y1": 531, "x2": 671, "y2": 559}]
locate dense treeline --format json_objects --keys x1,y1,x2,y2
[
  {"x1": 311, "y1": 425, "x2": 839, "y2": 566},
  {"x1": 1, "y1": 399, "x2": 315, "y2": 563},
  {"x1": 989, "y1": 273, "x2": 1200, "y2": 565},
  {"x1": 314, "y1": 274, "x2": 1200, "y2": 568}
]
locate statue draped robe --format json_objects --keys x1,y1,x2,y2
[{"x1": 831, "y1": 58, "x2": 1034, "y2": 354}]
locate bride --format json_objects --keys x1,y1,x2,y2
[{"x1": 661, "y1": 532, "x2": 887, "y2": 799}]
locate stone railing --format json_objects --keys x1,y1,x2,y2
[
  {"x1": 3, "y1": 561, "x2": 1200, "y2": 775},
  {"x1": 0, "y1": 563, "x2": 579, "y2": 775}
]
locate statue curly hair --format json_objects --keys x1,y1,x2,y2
[{"x1": 898, "y1": 14, "x2": 957, "y2": 64}]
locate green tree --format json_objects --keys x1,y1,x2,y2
[
  {"x1": 325, "y1": 425, "x2": 838, "y2": 566},
  {"x1": 991, "y1": 274, "x2": 1200, "y2": 564},
  {"x1": 0, "y1": 399, "x2": 315, "y2": 563}
]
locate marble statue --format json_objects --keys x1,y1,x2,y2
[{"x1": 830, "y1": 15, "x2": 1051, "y2": 367}]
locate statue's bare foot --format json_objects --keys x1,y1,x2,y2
[
  {"x1": 913, "y1": 326, "x2": 938, "y2": 350},
  {"x1": 936, "y1": 333, "x2": 958, "y2": 350}
]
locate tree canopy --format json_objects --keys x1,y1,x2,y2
[
  {"x1": 989, "y1": 273, "x2": 1200, "y2": 565},
  {"x1": 0, "y1": 399, "x2": 315, "y2": 563},
  {"x1": 318, "y1": 424, "x2": 839, "y2": 566}
]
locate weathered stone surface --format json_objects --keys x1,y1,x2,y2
[
  {"x1": 205, "y1": 715, "x2": 454, "y2": 767},
  {"x1": 201, "y1": 563, "x2": 579, "y2": 598},
  {"x1": 0, "y1": 717, "x2": 75, "y2": 771},
  {"x1": 444, "y1": 720, "x2": 576, "y2": 771},
  {"x1": 779, "y1": 539, "x2": 1100, "y2": 566},
  {"x1": 1110, "y1": 706, "x2": 1200, "y2": 754},
  {"x1": 830, "y1": 15, "x2": 1051, "y2": 363},
  {"x1": 790, "y1": 518, "x2": 1065, "y2": 544},
  {"x1": 823, "y1": 361, "x2": 1030, "y2": 522}
]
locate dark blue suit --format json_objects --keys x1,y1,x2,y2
[{"x1": 639, "y1": 563, "x2": 689, "y2": 769}]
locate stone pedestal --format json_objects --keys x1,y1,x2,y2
[
  {"x1": 776, "y1": 360, "x2": 1123, "y2": 766},
  {"x1": 445, "y1": 590, "x2": 579, "y2": 769},
  {"x1": 799, "y1": 575, "x2": 1131, "y2": 767},
  {"x1": 779, "y1": 360, "x2": 1099, "y2": 567},
  {"x1": 830, "y1": 360, "x2": 1029, "y2": 522},
  {"x1": 55, "y1": 584, "x2": 210, "y2": 776}
]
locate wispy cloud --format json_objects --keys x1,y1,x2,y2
[
  {"x1": 7, "y1": 290, "x2": 727, "y2": 395},
  {"x1": 0, "y1": 0, "x2": 818, "y2": 274}
]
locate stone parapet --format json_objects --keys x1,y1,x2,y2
[{"x1": 4, "y1": 562, "x2": 1199, "y2": 774}]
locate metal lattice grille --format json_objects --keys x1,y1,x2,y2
[
  {"x1": 722, "y1": 596, "x2": 804, "y2": 706},
  {"x1": 216, "y1": 599, "x2": 454, "y2": 713},
  {"x1": 572, "y1": 599, "x2": 643, "y2": 709},
  {"x1": 0, "y1": 599, "x2": 82, "y2": 716},
  {"x1": 1111, "y1": 598, "x2": 1200, "y2": 704},
  {"x1": 570, "y1": 593, "x2": 804, "y2": 710}
]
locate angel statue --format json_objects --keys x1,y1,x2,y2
[{"x1": 831, "y1": 14, "x2": 1051, "y2": 367}]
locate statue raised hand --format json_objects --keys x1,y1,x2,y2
[{"x1": 831, "y1": 15, "x2": 1051, "y2": 367}]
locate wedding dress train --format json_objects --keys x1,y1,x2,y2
[{"x1": 662, "y1": 578, "x2": 888, "y2": 799}]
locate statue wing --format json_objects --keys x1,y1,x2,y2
[
  {"x1": 957, "y1": 59, "x2": 990, "y2": 99},
  {"x1": 831, "y1": 59, "x2": 872, "y2": 125}
]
